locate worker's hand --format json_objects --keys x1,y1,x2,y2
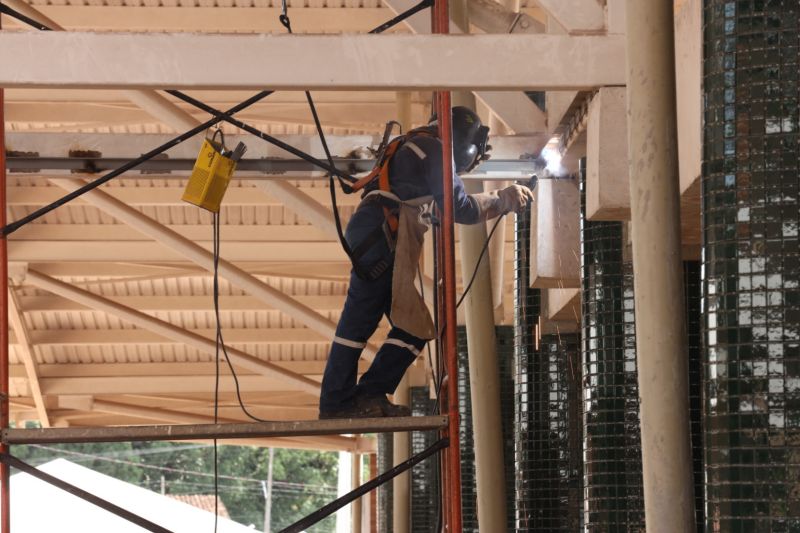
[{"x1": 498, "y1": 184, "x2": 534, "y2": 213}]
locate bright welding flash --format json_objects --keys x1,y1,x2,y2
[{"x1": 541, "y1": 146, "x2": 564, "y2": 176}]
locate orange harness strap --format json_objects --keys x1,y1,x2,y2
[{"x1": 347, "y1": 129, "x2": 435, "y2": 235}]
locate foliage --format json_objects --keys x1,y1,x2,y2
[{"x1": 12, "y1": 441, "x2": 339, "y2": 532}]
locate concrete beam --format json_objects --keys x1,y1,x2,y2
[
  {"x1": 675, "y1": 0, "x2": 702, "y2": 196},
  {"x1": 544, "y1": 288, "x2": 580, "y2": 322},
  {"x1": 586, "y1": 87, "x2": 630, "y2": 220},
  {"x1": 530, "y1": 178, "x2": 581, "y2": 288},
  {"x1": 0, "y1": 33, "x2": 626, "y2": 91},
  {"x1": 534, "y1": 0, "x2": 605, "y2": 33}
]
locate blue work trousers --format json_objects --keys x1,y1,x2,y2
[{"x1": 319, "y1": 202, "x2": 426, "y2": 413}]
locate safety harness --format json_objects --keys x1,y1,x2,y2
[
  {"x1": 335, "y1": 126, "x2": 436, "y2": 280},
  {"x1": 348, "y1": 127, "x2": 436, "y2": 230}
]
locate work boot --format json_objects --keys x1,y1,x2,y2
[
  {"x1": 318, "y1": 400, "x2": 383, "y2": 420},
  {"x1": 359, "y1": 395, "x2": 412, "y2": 418}
]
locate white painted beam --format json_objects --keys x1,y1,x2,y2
[
  {"x1": 534, "y1": 0, "x2": 605, "y2": 33},
  {"x1": 5, "y1": 101, "x2": 422, "y2": 129},
  {"x1": 382, "y1": 0, "x2": 549, "y2": 134},
  {"x1": 26, "y1": 328, "x2": 388, "y2": 346},
  {"x1": 49, "y1": 178, "x2": 381, "y2": 359},
  {"x1": 544, "y1": 287, "x2": 580, "y2": 321},
  {"x1": 41, "y1": 374, "x2": 302, "y2": 396},
  {"x1": 2, "y1": 5, "x2": 405, "y2": 33},
  {"x1": 19, "y1": 294, "x2": 346, "y2": 313},
  {"x1": 0, "y1": 33, "x2": 626, "y2": 90},
  {"x1": 26, "y1": 261, "x2": 353, "y2": 281},
  {"x1": 6, "y1": 185, "x2": 361, "y2": 207},
  {"x1": 586, "y1": 87, "x2": 631, "y2": 220},
  {"x1": 7, "y1": 289, "x2": 51, "y2": 427},
  {"x1": 36, "y1": 361, "x2": 361, "y2": 379},
  {"x1": 8, "y1": 240, "x2": 347, "y2": 263},
  {"x1": 530, "y1": 178, "x2": 581, "y2": 288},
  {"x1": 24, "y1": 269, "x2": 323, "y2": 395},
  {"x1": 8, "y1": 238, "x2": 513, "y2": 265},
  {"x1": 12, "y1": 224, "x2": 335, "y2": 243},
  {"x1": 255, "y1": 180, "x2": 338, "y2": 238},
  {"x1": 474, "y1": 92, "x2": 547, "y2": 135}
]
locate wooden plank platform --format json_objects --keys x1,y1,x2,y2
[{"x1": 2, "y1": 416, "x2": 449, "y2": 445}]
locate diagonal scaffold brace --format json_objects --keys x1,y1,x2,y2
[
  {"x1": 279, "y1": 437, "x2": 449, "y2": 533},
  {"x1": 0, "y1": 454, "x2": 174, "y2": 533}
]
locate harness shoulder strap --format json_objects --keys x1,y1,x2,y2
[{"x1": 346, "y1": 129, "x2": 436, "y2": 194}]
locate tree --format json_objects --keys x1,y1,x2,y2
[{"x1": 11, "y1": 442, "x2": 338, "y2": 532}]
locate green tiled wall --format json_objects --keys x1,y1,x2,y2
[{"x1": 703, "y1": 1, "x2": 800, "y2": 530}]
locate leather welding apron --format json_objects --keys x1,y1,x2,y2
[{"x1": 389, "y1": 199, "x2": 436, "y2": 341}]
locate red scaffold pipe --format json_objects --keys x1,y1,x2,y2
[
  {"x1": 433, "y1": 1, "x2": 463, "y2": 529},
  {"x1": 0, "y1": 38, "x2": 11, "y2": 533}
]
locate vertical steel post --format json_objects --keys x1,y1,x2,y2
[
  {"x1": 433, "y1": 0, "x2": 462, "y2": 528},
  {"x1": 0, "y1": 14, "x2": 10, "y2": 529},
  {"x1": 624, "y1": 0, "x2": 696, "y2": 531}
]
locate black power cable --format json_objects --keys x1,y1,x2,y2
[{"x1": 456, "y1": 213, "x2": 505, "y2": 309}]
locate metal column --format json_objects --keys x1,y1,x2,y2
[{"x1": 624, "y1": 1, "x2": 696, "y2": 530}]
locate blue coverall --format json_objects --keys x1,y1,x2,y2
[{"x1": 319, "y1": 133, "x2": 481, "y2": 414}]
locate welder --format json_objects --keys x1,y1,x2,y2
[{"x1": 319, "y1": 106, "x2": 533, "y2": 419}]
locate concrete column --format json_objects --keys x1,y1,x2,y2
[
  {"x1": 351, "y1": 453, "x2": 362, "y2": 533},
  {"x1": 391, "y1": 91, "x2": 412, "y2": 533},
  {"x1": 624, "y1": 1, "x2": 695, "y2": 531},
  {"x1": 392, "y1": 377, "x2": 410, "y2": 533},
  {"x1": 451, "y1": 0, "x2": 508, "y2": 529},
  {"x1": 459, "y1": 181, "x2": 508, "y2": 532}
]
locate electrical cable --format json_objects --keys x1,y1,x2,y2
[
  {"x1": 25, "y1": 444, "x2": 333, "y2": 488},
  {"x1": 211, "y1": 214, "x2": 271, "y2": 424},
  {"x1": 213, "y1": 211, "x2": 222, "y2": 533},
  {"x1": 455, "y1": 213, "x2": 505, "y2": 309}
]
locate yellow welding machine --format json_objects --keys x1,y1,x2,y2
[{"x1": 182, "y1": 131, "x2": 245, "y2": 213}]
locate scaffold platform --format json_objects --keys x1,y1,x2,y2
[{"x1": 1, "y1": 415, "x2": 449, "y2": 445}]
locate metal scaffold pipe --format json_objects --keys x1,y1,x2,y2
[
  {"x1": 624, "y1": 0, "x2": 696, "y2": 530},
  {"x1": 0, "y1": 42, "x2": 10, "y2": 533},
  {"x1": 433, "y1": 0, "x2": 463, "y2": 528}
]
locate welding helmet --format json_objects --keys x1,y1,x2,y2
[
  {"x1": 451, "y1": 106, "x2": 490, "y2": 173},
  {"x1": 429, "y1": 107, "x2": 491, "y2": 173}
]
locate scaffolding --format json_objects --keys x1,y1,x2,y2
[{"x1": 0, "y1": 0, "x2": 473, "y2": 530}]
